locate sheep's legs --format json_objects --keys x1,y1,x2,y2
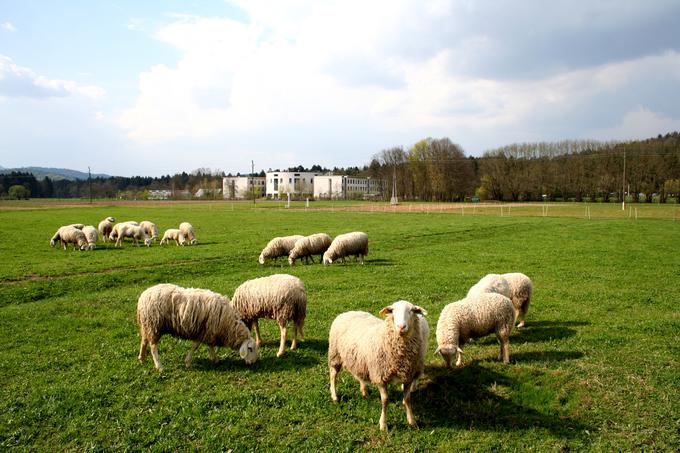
[
  {"x1": 150, "y1": 343, "x2": 163, "y2": 372},
  {"x1": 402, "y1": 381, "x2": 417, "y2": 427},
  {"x1": 138, "y1": 337, "x2": 148, "y2": 362},
  {"x1": 329, "y1": 366, "x2": 340, "y2": 401},
  {"x1": 498, "y1": 337, "x2": 510, "y2": 364},
  {"x1": 185, "y1": 341, "x2": 201, "y2": 368},
  {"x1": 277, "y1": 322, "x2": 287, "y2": 357},
  {"x1": 378, "y1": 384, "x2": 389, "y2": 431},
  {"x1": 251, "y1": 320, "x2": 263, "y2": 347},
  {"x1": 208, "y1": 346, "x2": 218, "y2": 363},
  {"x1": 359, "y1": 379, "x2": 367, "y2": 397},
  {"x1": 455, "y1": 349, "x2": 464, "y2": 367},
  {"x1": 295, "y1": 318, "x2": 305, "y2": 342}
]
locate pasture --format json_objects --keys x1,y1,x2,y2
[{"x1": 0, "y1": 201, "x2": 678, "y2": 451}]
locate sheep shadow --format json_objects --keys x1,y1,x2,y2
[
  {"x1": 510, "y1": 350, "x2": 584, "y2": 363},
  {"x1": 365, "y1": 258, "x2": 395, "y2": 266},
  {"x1": 412, "y1": 364, "x2": 589, "y2": 438},
  {"x1": 476, "y1": 320, "x2": 587, "y2": 346}
]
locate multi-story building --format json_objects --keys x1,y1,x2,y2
[
  {"x1": 313, "y1": 175, "x2": 383, "y2": 199},
  {"x1": 265, "y1": 171, "x2": 317, "y2": 199},
  {"x1": 222, "y1": 176, "x2": 266, "y2": 199}
]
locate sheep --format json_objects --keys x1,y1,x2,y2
[
  {"x1": 50, "y1": 226, "x2": 88, "y2": 251},
  {"x1": 466, "y1": 273, "x2": 511, "y2": 299},
  {"x1": 67, "y1": 223, "x2": 85, "y2": 230},
  {"x1": 322, "y1": 231, "x2": 369, "y2": 265},
  {"x1": 139, "y1": 221, "x2": 158, "y2": 242},
  {"x1": 109, "y1": 221, "x2": 139, "y2": 242},
  {"x1": 81, "y1": 225, "x2": 98, "y2": 250},
  {"x1": 179, "y1": 222, "x2": 197, "y2": 245},
  {"x1": 435, "y1": 292, "x2": 515, "y2": 368},
  {"x1": 328, "y1": 300, "x2": 429, "y2": 431},
  {"x1": 258, "y1": 235, "x2": 304, "y2": 265},
  {"x1": 112, "y1": 223, "x2": 151, "y2": 247},
  {"x1": 501, "y1": 272, "x2": 533, "y2": 328},
  {"x1": 98, "y1": 217, "x2": 116, "y2": 242},
  {"x1": 230, "y1": 274, "x2": 306, "y2": 357},
  {"x1": 288, "y1": 233, "x2": 332, "y2": 265},
  {"x1": 137, "y1": 283, "x2": 258, "y2": 372},
  {"x1": 160, "y1": 228, "x2": 186, "y2": 246}
]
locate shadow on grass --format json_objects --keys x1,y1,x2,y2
[
  {"x1": 511, "y1": 350, "x2": 584, "y2": 363},
  {"x1": 413, "y1": 364, "x2": 589, "y2": 438},
  {"x1": 365, "y1": 258, "x2": 395, "y2": 266},
  {"x1": 475, "y1": 320, "x2": 588, "y2": 346}
]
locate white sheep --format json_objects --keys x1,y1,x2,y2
[
  {"x1": 466, "y1": 273, "x2": 511, "y2": 299},
  {"x1": 160, "y1": 229, "x2": 186, "y2": 246},
  {"x1": 109, "y1": 221, "x2": 139, "y2": 242},
  {"x1": 501, "y1": 272, "x2": 533, "y2": 328},
  {"x1": 81, "y1": 225, "x2": 98, "y2": 250},
  {"x1": 179, "y1": 222, "x2": 197, "y2": 245},
  {"x1": 258, "y1": 235, "x2": 304, "y2": 265},
  {"x1": 322, "y1": 231, "x2": 369, "y2": 265},
  {"x1": 98, "y1": 217, "x2": 116, "y2": 242},
  {"x1": 230, "y1": 274, "x2": 306, "y2": 357},
  {"x1": 328, "y1": 300, "x2": 429, "y2": 431},
  {"x1": 50, "y1": 225, "x2": 88, "y2": 251},
  {"x1": 288, "y1": 233, "x2": 332, "y2": 265},
  {"x1": 112, "y1": 223, "x2": 151, "y2": 247},
  {"x1": 137, "y1": 283, "x2": 259, "y2": 372},
  {"x1": 139, "y1": 221, "x2": 158, "y2": 242},
  {"x1": 435, "y1": 292, "x2": 515, "y2": 367}
]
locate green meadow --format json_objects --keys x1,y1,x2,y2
[{"x1": 0, "y1": 201, "x2": 678, "y2": 451}]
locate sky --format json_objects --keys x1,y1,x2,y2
[{"x1": 1, "y1": 0, "x2": 680, "y2": 177}]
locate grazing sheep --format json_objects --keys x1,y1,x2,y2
[
  {"x1": 288, "y1": 233, "x2": 332, "y2": 265},
  {"x1": 258, "y1": 235, "x2": 304, "y2": 265},
  {"x1": 81, "y1": 225, "x2": 98, "y2": 250},
  {"x1": 137, "y1": 283, "x2": 259, "y2": 372},
  {"x1": 179, "y1": 222, "x2": 197, "y2": 245},
  {"x1": 160, "y1": 228, "x2": 186, "y2": 246},
  {"x1": 231, "y1": 274, "x2": 306, "y2": 357},
  {"x1": 98, "y1": 217, "x2": 116, "y2": 242},
  {"x1": 323, "y1": 231, "x2": 369, "y2": 265},
  {"x1": 328, "y1": 300, "x2": 429, "y2": 431},
  {"x1": 435, "y1": 293, "x2": 515, "y2": 367},
  {"x1": 501, "y1": 272, "x2": 533, "y2": 328},
  {"x1": 466, "y1": 273, "x2": 511, "y2": 299},
  {"x1": 50, "y1": 226, "x2": 88, "y2": 251},
  {"x1": 109, "y1": 221, "x2": 139, "y2": 242},
  {"x1": 139, "y1": 221, "x2": 158, "y2": 242},
  {"x1": 112, "y1": 223, "x2": 151, "y2": 247}
]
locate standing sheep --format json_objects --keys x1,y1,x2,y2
[
  {"x1": 230, "y1": 274, "x2": 306, "y2": 357},
  {"x1": 179, "y1": 222, "x2": 197, "y2": 245},
  {"x1": 288, "y1": 233, "x2": 332, "y2": 265},
  {"x1": 50, "y1": 226, "x2": 88, "y2": 251},
  {"x1": 466, "y1": 273, "x2": 511, "y2": 299},
  {"x1": 258, "y1": 235, "x2": 304, "y2": 265},
  {"x1": 322, "y1": 232, "x2": 369, "y2": 265},
  {"x1": 139, "y1": 221, "x2": 159, "y2": 243},
  {"x1": 435, "y1": 292, "x2": 515, "y2": 367},
  {"x1": 160, "y1": 228, "x2": 186, "y2": 246},
  {"x1": 109, "y1": 221, "x2": 139, "y2": 243},
  {"x1": 112, "y1": 223, "x2": 151, "y2": 247},
  {"x1": 136, "y1": 283, "x2": 259, "y2": 372},
  {"x1": 81, "y1": 225, "x2": 98, "y2": 250},
  {"x1": 501, "y1": 272, "x2": 533, "y2": 328},
  {"x1": 328, "y1": 300, "x2": 429, "y2": 431},
  {"x1": 98, "y1": 217, "x2": 116, "y2": 242}
]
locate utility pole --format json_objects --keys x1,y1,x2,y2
[
  {"x1": 622, "y1": 150, "x2": 626, "y2": 210},
  {"x1": 390, "y1": 165, "x2": 399, "y2": 205},
  {"x1": 251, "y1": 160, "x2": 255, "y2": 204},
  {"x1": 88, "y1": 166, "x2": 92, "y2": 204}
]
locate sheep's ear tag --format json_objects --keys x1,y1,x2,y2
[
  {"x1": 379, "y1": 307, "x2": 393, "y2": 317},
  {"x1": 239, "y1": 344, "x2": 248, "y2": 358}
]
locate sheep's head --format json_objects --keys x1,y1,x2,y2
[
  {"x1": 379, "y1": 300, "x2": 427, "y2": 336},
  {"x1": 190, "y1": 238, "x2": 198, "y2": 245},
  {"x1": 106, "y1": 216, "x2": 115, "y2": 223},
  {"x1": 239, "y1": 338, "x2": 258, "y2": 364},
  {"x1": 288, "y1": 255, "x2": 295, "y2": 266},
  {"x1": 77, "y1": 238, "x2": 88, "y2": 250},
  {"x1": 322, "y1": 250, "x2": 334, "y2": 265},
  {"x1": 258, "y1": 253, "x2": 265, "y2": 265},
  {"x1": 144, "y1": 237, "x2": 152, "y2": 247}
]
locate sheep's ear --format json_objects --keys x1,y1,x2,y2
[
  {"x1": 412, "y1": 305, "x2": 428, "y2": 316},
  {"x1": 379, "y1": 306, "x2": 393, "y2": 317}
]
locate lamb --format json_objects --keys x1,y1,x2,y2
[
  {"x1": 139, "y1": 221, "x2": 159, "y2": 242},
  {"x1": 288, "y1": 233, "x2": 332, "y2": 265},
  {"x1": 98, "y1": 217, "x2": 116, "y2": 242},
  {"x1": 230, "y1": 274, "x2": 306, "y2": 357},
  {"x1": 435, "y1": 292, "x2": 515, "y2": 368},
  {"x1": 111, "y1": 223, "x2": 151, "y2": 247},
  {"x1": 322, "y1": 231, "x2": 369, "y2": 265},
  {"x1": 81, "y1": 225, "x2": 98, "y2": 250},
  {"x1": 109, "y1": 221, "x2": 139, "y2": 242},
  {"x1": 328, "y1": 300, "x2": 429, "y2": 431},
  {"x1": 501, "y1": 272, "x2": 533, "y2": 328},
  {"x1": 160, "y1": 228, "x2": 186, "y2": 246},
  {"x1": 466, "y1": 273, "x2": 511, "y2": 299},
  {"x1": 136, "y1": 283, "x2": 259, "y2": 372},
  {"x1": 258, "y1": 235, "x2": 304, "y2": 265},
  {"x1": 179, "y1": 222, "x2": 197, "y2": 245},
  {"x1": 50, "y1": 225, "x2": 88, "y2": 251}
]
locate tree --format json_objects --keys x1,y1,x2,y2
[{"x1": 8, "y1": 184, "x2": 30, "y2": 199}]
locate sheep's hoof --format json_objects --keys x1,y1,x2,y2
[{"x1": 276, "y1": 350, "x2": 285, "y2": 357}]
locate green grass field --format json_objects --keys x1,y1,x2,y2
[{"x1": 0, "y1": 201, "x2": 678, "y2": 451}]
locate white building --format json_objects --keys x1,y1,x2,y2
[
  {"x1": 265, "y1": 171, "x2": 317, "y2": 199},
  {"x1": 313, "y1": 175, "x2": 384, "y2": 199},
  {"x1": 223, "y1": 176, "x2": 266, "y2": 199}
]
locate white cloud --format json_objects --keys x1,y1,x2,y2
[
  {"x1": 1, "y1": 21, "x2": 16, "y2": 32},
  {"x1": 592, "y1": 106, "x2": 680, "y2": 142}
]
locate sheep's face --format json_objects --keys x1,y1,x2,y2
[
  {"x1": 239, "y1": 338, "x2": 258, "y2": 364},
  {"x1": 258, "y1": 253, "x2": 265, "y2": 265},
  {"x1": 144, "y1": 237, "x2": 152, "y2": 247},
  {"x1": 78, "y1": 239, "x2": 88, "y2": 250},
  {"x1": 379, "y1": 300, "x2": 427, "y2": 336},
  {"x1": 322, "y1": 251, "x2": 333, "y2": 265},
  {"x1": 288, "y1": 256, "x2": 295, "y2": 266}
]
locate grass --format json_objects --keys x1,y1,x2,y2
[{"x1": 0, "y1": 200, "x2": 678, "y2": 451}]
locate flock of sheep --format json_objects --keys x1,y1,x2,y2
[
  {"x1": 49, "y1": 217, "x2": 198, "y2": 250},
  {"x1": 134, "y1": 224, "x2": 533, "y2": 431}
]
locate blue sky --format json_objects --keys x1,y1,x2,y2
[{"x1": 2, "y1": 0, "x2": 680, "y2": 177}]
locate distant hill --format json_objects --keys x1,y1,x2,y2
[{"x1": 0, "y1": 166, "x2": 113, "y2": 181}]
